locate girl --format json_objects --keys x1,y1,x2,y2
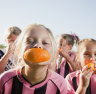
[
  {"x1": 0, "y1": 26, "x2": 22, "y2": 73},
  {"x1": 56, "y1": 34, "x2": 81, "y2": 78},
  {"x1": 66, "y1": 38, "x2": 96, "y2": 94},
  {"x1": 0, "y1": 24, "x2": 67, "y2": 94}
]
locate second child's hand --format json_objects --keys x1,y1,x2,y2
[
  {"x1": 76, "y1": 65, "x2": 93, "y2": 94},
  {"x1": 80, "y1": 65, "x2": 93, "y2": 88},
  {"x1": 59, "y1": 48, "x2": 82, "y2": 71},
  {"x1": 6, "y1": 42, "x2": 15, "y2": 56}
]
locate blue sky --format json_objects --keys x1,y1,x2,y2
[{"x1": 0, "y1": 0, "x2": 96, "y2": 44}]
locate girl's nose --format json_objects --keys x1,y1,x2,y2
[
  {"x1": 33, "y1": 42, "x2": 42, "y2": 48},
  {"x1": 90, "y1": 55, "x2": 96, "y2": 61}
]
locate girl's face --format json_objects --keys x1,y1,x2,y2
[
  {"x1": 77, "y1": 42, "x2": 96, "y2": 67},
  {"x1": 7, "y1": 33, "x2": 18, "y2": 43},
  {"x1": 22, "y1": 28, "x2": 53, "y2": 65},
  {"x1": 59, "y1": 38, "x2": 72, "y2": 53}
]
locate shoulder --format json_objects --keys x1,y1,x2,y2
[
  {"x1": 50, "y1": 71, "x2": 67, "y2": 93},
  {"x1": 65, "y1": 70, "x2": 80, "y2": 87},
  {"x1": 50, "y1": 71, "x2": 66, "y2": 82},
  {"x1": 0, "y1": 68, "x2": 18, "y2": 77},
  {"x1": 65, "y1": 71, "x2": 80, "y2": 94},
  {"x1": 0, "y1": 68, "x2": 18, "y2": 93},
  {"x1": 66, "y1": 70, "x2": 80, "y2": 81},
  {"x1": 91, "y1": 74, "x2": 96, "y2": 82},
  {"x1": 0, "y1": 68, "x2": 17, "y2": 86}
]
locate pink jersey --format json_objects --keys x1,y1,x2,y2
[
  {"x1": 57, "y1": 52, "x2": 76, "y2": 78},
  {"x1": 0, "y1": 68, "x2": 67, "y2": 94},
  {"x1": 66, "y1": 70, "x2": 96, "y2": 94}
]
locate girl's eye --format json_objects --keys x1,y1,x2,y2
[
  {"x1": 43, "y1": 42, "x2": 49, "y2": 45},
  {"x1": 84, "y1": 53, "x2": 91, "y2": 58},
  {"x1": 85, "y1": 53, "x2": 89, "y2": 55},
  {"x1": 26, "y1": 39, "x2": 35, "y2": 44}
]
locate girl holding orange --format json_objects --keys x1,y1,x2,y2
[
  {"x1": 56, "y1": 34, "x2": 80, "y2": 78},
  {"x1": 0, "y1": 24, "x2": 67, "y2": 94},
  {"x1": 66, "y1": 38, "x2": 96, "y2": 94}
]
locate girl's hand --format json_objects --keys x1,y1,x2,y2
[
  {"x1": 62, "y1": 45, "x2": 70, "y2": 54},
  {"x1": 59, "y1": 48, "x2": 69, "y2": 58},
  {"x1": 58, "y1": 45, "x2": 70, "y2": 54},
  {"x1": 75, "y1": 61, "x2": 82, "y2": 71},
  {"x1": 79, "y1": 65, "x2": 93, "y2": 88},
  {"x1": 6, "y1": 42, "x2": 15, "y2": 56}
]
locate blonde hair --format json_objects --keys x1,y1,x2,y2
[
  {"x1": 15, "y1": 24, "x2": 57, "y2": 70},
  {"x1": 8, "y1": 26, "x2": 21, "y2": 35},
  {"x1": 76, "y1": 38, "x2": 96, "y2": 53},
  {"x1": 5, "y1": 26, "x2": 22, "y2": 41}
]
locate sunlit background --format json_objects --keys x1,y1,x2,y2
[{"x1": 0, "y1": 0, "x2": 96, "y2": 45}]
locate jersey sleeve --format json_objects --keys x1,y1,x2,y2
[{"x1": 65, "y1": 74, "x2": 75, "y2": 94}]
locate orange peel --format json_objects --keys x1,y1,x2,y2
[
  {"x1": 58, "y1": 48, "x2": 62, "y2": 54},
  {"x1": 24, "y1": 48, "x2": 50, "y2": 63},
  {"x1": 85, "y1": 59, "x2": 93, "y2": 65},
  {"x1": 86, "y1": 63, "x2": 95, "y2": 72},
  {"x1": 85, "y1": 59, "x2": 95, "y2": 71}
]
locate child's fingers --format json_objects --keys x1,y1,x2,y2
[
  {"x1": 83, "y1": 67, "x2": 92, "y2": 76},
  {"x1": 87, "y1": 71, "x2": 93, "y2": 78},
  {"x1": 82, "y1": 65, "x2": 88, "y2": 72},
  {"x1": 82, "y1": 66, "x2": 93, "y2": 76}
]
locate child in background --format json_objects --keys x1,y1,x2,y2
[
  {"x1": 0, "y1": 26, "x2": 22, "y2": 73},
  {"x1": 56, "y1": 34, "x2": 81, "y2": 78},
  {"x1": 66, "y1": 38, "x2": 96, "y2": 94},
  {"x1": 0, "y1": 24, "x2": 67, "y2": 94}
]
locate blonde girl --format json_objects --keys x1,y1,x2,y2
[
  {"x1": 0, "y1": 24, "x2": 67, "y2": 94},
  {"x1": 66, "y1": 38, "x2": 96, "y2": 94},
  {"x1": 0, "y1": 26, "x2": 21, "y2": 73}
]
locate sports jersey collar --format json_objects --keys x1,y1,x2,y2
[{"x1": 17, "y1": 68, "x2": 51, "y2": 88}]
